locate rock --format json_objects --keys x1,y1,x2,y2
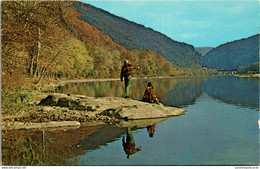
[
  {"x1": 99, "y1": 102, "x2": 185, "y2": 120},
  {"x1": 42, "y1": 107, "x2": 54, "y2": 112},
  {"x1": 38, "y1": 95, "x2": 61, "y2": 106},
  {"x1": 40, "y1": 117, "x2": 50, "y2": 122},
  {"x1": 86, "y1": 106, "x2": 96, "y2": 111},
  {"x1": 52, "y1": 113, "x2": 60, "y2": 121},
  {"x1": 1, "y1": 121, "x2": 81, "y2": 130},
  {"x1": 37, "y1": 93, "x2": 185, "y2": 120},
  {"x1": 57, "y1": 97, "x2": 96, "y2": 111},
  {"x1": 57, "y1": 97, "x2": 75, "y2": 107}
]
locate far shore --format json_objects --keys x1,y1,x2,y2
[
  {"x1": 56, "y1": 75, "x2": 206, "y2": 84},
  {"x1": 233, "y1": 73, "x2": 260, "y2": 78},
  {"x1": 42, "y1": 75, "x2": 210, "y2": 91},
  {"x1": 41, "y1": 74, "x2": 259, "y2": 91}
]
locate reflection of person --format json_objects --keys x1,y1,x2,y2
[
  {"x1": 142, "y1": 82, "x2": 159, "y2": 104},
  {"x1": 120, "y1": 60, "x2": 138, "y2": 98},
  {"x1": 146, "y1": 123, "x2": 156, "y2": 138},
  {"x1": 122, "y1": 127, "x2": 141, "y2": 159}
]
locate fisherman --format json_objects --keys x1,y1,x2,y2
[
  {"x1": 120, "y1": 60, "x2": 139, "y2": 98},
  {"x1": 122, "y1": 127, "x2": 142, "y2": 159},
  {"x1": 142, "y1": 82, "x2": 159, "y2": 104}
]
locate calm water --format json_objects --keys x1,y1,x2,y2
[{"x1": 2, "y1": 76, "x2": 259, "y2": 165}]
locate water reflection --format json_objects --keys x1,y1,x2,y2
[
  {"x1": 77, "y1": 125, "x2": 125, "y2": 152},
  {"x1": 122, "y1": 127, "x2": 142, "y2": 159},
  {"x1": 161, "y1": 78, "x2": 205, "y2": 107},
  {"x1": 1, "y1": 126, "x2": 99, "y2": 165},
  {"x1": 146, "y1": 123, "x2": 156, "y2": 138},
  {"x1": 55, "y1": 77, "x2": 206, "y2": 107},
  {"x1": 1, "y1": 125, "x2": 125, "y2": 165},
  {"x1": 203, "y1": 76, "x2": 259, "y2": 109},
  {"x1": 1, "y1": 117, "x2": 173, "y2": 165},
  {"x1": 56, "y1": 77, "x2": 259, "y2": 109},
  {"x1": 3, "y1": 77, "x2": 258, "y2": 165}
]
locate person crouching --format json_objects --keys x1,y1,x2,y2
[{"x1": 142, "y1": 82, "x2": 159, "y2": 104}]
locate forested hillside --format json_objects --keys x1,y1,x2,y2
[
  {"x1": 1, "y1": 1, "x2": 180, "y2": 88},
  {"x1": 202, "y1": 34, "x2": 259, "y2": 70},
  {"x1": 2, "y1": 0, "x2": 220, "y2": 92},
  {"x1": 195, "y1": 47, "x2": 213, "y2": 56},
  {"x1": 74, "y1": 2, "x2": 203, "y2": 67},
  {"x1": 1, "y1": 1, "x2": 217, "y2": 116}
]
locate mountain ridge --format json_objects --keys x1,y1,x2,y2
[
  {"x1": 74, "y1": 2, "x2": 202, "y2": 67},
  {"x1": 195, "y1": 47, "x2": 213, "y2": 56},
  {"x1": 202, "y1": 34, "x2": 259, "y2": 70}
]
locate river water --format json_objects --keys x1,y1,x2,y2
[{"x1": 2, "y1": 76, "x2": 259, "y2": 165}]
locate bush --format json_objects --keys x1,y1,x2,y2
[{"x1": 1, "y1": 88, "x2": 32, "y2": 117}]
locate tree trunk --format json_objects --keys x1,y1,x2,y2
[
  {"x1": 30, "y1": 55, "x2": 35, "y2": 77},
  {"x1": 33, "y1": 64, "x2": 39, "y2": 78},
  {"x1": 34, "y1": 27, "x2": 41, "y2": 77},
  {"x1": 35, "y1": 51, "x2": 61, "y2": 85}
]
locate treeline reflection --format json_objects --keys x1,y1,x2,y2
[
  {"x1": 55, "y1": 77, "x2": 205, "y2": 107},
  {"x1": 2, "y1": 123, "x2": 159, "y2": 165},
  {"x1": 2, "y1": 125, "x2": 127, "y2": 165},
  {"x1": 55, "y1": 77, "x2": 258, "y2": 109},
  {"x1": 203, "y1": 76, "x2": 259, "y2": 110},
  {"x1": 3, "y1": 77, "x2": 258, "y2": 165}
]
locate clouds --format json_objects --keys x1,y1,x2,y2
[{"x1": 85, "y1": 0, "x2": 259, "y2": 47}]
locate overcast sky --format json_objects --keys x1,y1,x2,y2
[{"x1": 83, "y1": 0, "x2": 259, "y2": 47}]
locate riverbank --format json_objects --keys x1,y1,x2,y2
[
  {"x1": 43, "y1": 73, "x2": 260, "y2": 91},
  {"x1": 40, "y1": 75, "x2": 211, "y2": 92},
  {"x1": 1, "y1": 92, "x2": 185, "y2": 130},
  {"x1": 3, "y1": 75, "x2": 202, "y2": 130},
  {"x1": 234, "y1": 73, "x2": 260, "y2": 78}
]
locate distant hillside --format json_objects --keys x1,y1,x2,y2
[
  {"x1": 74, "y1": 2, "x2": 202, "y2": 67},
  {"x1": 195, "y1": 47, "x2": 213, "y2": 56},
  {"x1": 202, "y1": 34, "x2": 259, "y2": 70}
]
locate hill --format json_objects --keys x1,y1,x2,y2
[
  {"x1": 195, "y1": 47, "x2": 213, "y2": 56},
  {"x1": 202, "y1": 34, "x2": 259, "y2": 70},
  {"x1": 1, "y1": 1, "x2": 182, "y2": 89},
  {"x1": 74, "y1": 2, "x2": 202, "y2": 67},
  {"x1": 2, "y1": 1, "x2": 216, "y2": 92}
]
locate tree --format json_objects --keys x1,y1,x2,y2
[
  {"x1": 237, "y1": 65, "x2": 244, "y2": 74},
  {"x1": 1, "y1": 1, "x2": 80, "y2": 86}
]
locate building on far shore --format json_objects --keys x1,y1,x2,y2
[{"x1": 218, "y1": 69, "x2": 237, "y2": 75}]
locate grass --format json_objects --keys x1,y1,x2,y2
[{"x1": 1, "y1": 88, "x2": 35, "y2": 119}]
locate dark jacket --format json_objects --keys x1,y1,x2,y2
[{"x1": 121, "y1": 63, "x2": 136, "y2": 81}]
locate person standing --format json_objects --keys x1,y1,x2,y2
[{"x1": 120, "y1": 60, "x2": 138, "y2": 98}]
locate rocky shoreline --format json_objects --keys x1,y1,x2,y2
[{"x1": 1, "y1": 92, "x2": 185, "y2": 130}]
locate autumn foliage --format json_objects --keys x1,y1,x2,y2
[{"x1": 1, "y1": 1, "x2": 211, "y2": 90}]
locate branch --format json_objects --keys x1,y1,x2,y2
[{"x1": 35, "y1": 50, "x2": 61, "y2": 86}]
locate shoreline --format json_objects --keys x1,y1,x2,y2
[
  {"x1": 1, "y1": 93, "x2": 185, "y2": 130},
  {"x1": 233, "y1": 73, "x2": 260, "y2": 78},
  {"x1": 42, "y1": 75, "x2": 210, "y2": 91},
  {"x1": 50, "y1": 73, "x2": 260, "y2": 86},
  {"x1": 42, "y1": 74, "x2": 259, "y2": 92},
  {"x1": 3, "y1": 74, "x2": 258, "y2": 130}
]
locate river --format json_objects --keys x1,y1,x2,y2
[{"x1": 2, "y1": 76, "x2": 259, "y2": 165}]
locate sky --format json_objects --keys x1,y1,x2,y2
[{"x1": 82, "y1": 0, "x2": 259, "y2": 47}]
